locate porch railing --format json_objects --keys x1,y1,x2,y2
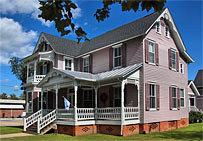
[
  {"x1": 77, "y1": 108, "x2": 95, "y2": 120},
  {"x1": 124, "y1": 107, "x2": 139, "y2": 119},
  {"x1": 97, "y1": 107, "x2": 121, "y2": 120},
  {"x1": 27, "y1": 75, "x2": 46, "y2": 83},
  {"x1": 57, "y1": 108, "x2": 74, "y2": 119}
]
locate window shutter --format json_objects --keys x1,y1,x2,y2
[
  {"x1": 145, "y1": 83, "x2": 150, "y2": 111},
  {"x1": 168, "y1": 49, "x2": 172, "y2": 69},
  {"x1": 169, "y1": 86, "x2": 172, "y2": 110},
  {"x1": 109, "y1": 47, "x2": 113, "y2": 70},
  {"x1": 80, "y1": 58, "x2": 83, "y2": 72},
  {"x1": 89, "y1": 54, "x2": 93, "y2": 73},
  {"x1": 155, "y1": 43, "x2": 159, "y2": 66},
  {"x1": 156, "y1": 84, "x2": 160, "y2": 110},
  {"x1": 109, "y1": 87, "x2": 113, "y2": 107},
  {"x1": 145, "y1": 40, "x2": 149, "y2": 63},
  {"x1": 176, "y1": 52, "x2": 179, "y2": 72},
  {"x1": 122, "y1": 43, "x2": 127, "y2": 67},
  {"x1": 177, "y1": 88, "x2": 180, "y2": 110}
]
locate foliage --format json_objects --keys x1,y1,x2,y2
[
  {"x1": 0, "y1": 93, "x2": 8, "y2": 99},
  {"x1": 38, "y1": 0, "x2": 166, "y2": 42},
  {"x1": 9, "y1": 94, "x2": 19, "y2": 100},
  {"x1": 9, "y1": 57, "x2": 27, "y2": 90},
  {"x1": 1, "y1": 123, "x2": 203, "y2": 141},
  {"x1": 19, "y1": 92, "x2": 26, "y2": 100},
  {"x1": 189, "y1": 111, "x2": 203, "y2": 123}
]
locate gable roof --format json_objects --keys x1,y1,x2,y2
[
  {"x1": 194, "y1": 70, "x2": 203, "y2": 88},
  {"x1": 188, "y1": 80, "x2": 200, "y2": 96}
]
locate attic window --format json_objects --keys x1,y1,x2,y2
[{"x1": 156, "y1": 21, "x2": 161, "y2": 34}]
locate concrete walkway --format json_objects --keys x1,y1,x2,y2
[{"x1": 0, "y1": 133, "x2": 34, "y2": 139}]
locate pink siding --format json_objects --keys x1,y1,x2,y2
[
  {"x1": 143, "y1": 19, "x2": 189, "y2": 123},
  {"x1": 188, "y1": 86, "x2": 194, "y2": 94},
  {"x1": 55, "y1": 54, "x2": 64, "y2": 69}
]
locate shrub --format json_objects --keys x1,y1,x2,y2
[{"x1": 189, "y1": 111, "x2": 203, "y2": 123}]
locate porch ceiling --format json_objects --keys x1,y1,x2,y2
[{"x1": 37, "y1": 63, "x2": 142, "y2": 87}]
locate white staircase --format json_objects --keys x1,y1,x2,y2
[{"x1": 24, "y1": 109, "x2": 56, "y2": 134}]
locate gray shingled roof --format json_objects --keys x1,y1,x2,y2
[
  {"x1": 55, "y1": 63, "x2": 142, "y2": 82},
  {"x1": 194, "y1": 70, "x2": 203, "y2": 88},
  {"x1": 42, "y1": 9, "x2": 164, "y2": 56}
]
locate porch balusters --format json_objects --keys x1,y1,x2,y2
[{"x1": 74, "y1": 82, "x2": 78, "y2": 122}]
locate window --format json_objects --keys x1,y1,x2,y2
[
  {"x1": 83, "y1": 57, "x2": 89, "y2": 72},
  {"x1": 180, "y1": 63, "x2": 184, "y2": 74},
  {"x1": 28, "y1": 64, "x2": 34, "y2": 77},
  {"x1": 43, "y1": 63, "x2": 47, "y2": 75},
  {"x1": 156, "y1": 21, "x2": 161, "y2": 34},
  {"x1": 172, "y1": 87, "x2": 177, "y2": 109},
  {"x1": 190, "y1": 97, "x2": 195, "y2": 107},
  {"x1": 27, "y1": 92, "x2": 33, "y2": 113},
  {"x1": 148, "y1": 41, "x2": 155, "y2": 64},
  {"x1": 83, "y1": 90, "x2": 94, "y2": 108},
  {"x1": 114, "y1": 87, "x2": 121, "y2": 107},
  {"x1": 180, "y1": 89, "x2": 185, "y2": 107},
  {"x1": 171, "y1": 50, "x2": 176, "y2": 70},
  {"x1": 113, "y1": 46, "x2": 122, "y2": 68},
  {"x1": 150, "y1": 84, "x2": 156, "y2": 109},
  {"x1": 165, "y1": 26, "x2": 170, "y2": 37},
  {"x1": 64, "y1": 58, "x2": 73, "y2": 70}
]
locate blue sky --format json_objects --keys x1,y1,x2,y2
[{"x1": 0, "y1": 1, "x2": 202, "y2": 96}]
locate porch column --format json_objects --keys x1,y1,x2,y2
[
  {"x1": 34, "y1": 61, "x2": 37, "y2": 82},
  {"x1": 56, "y1": 84, "x2": 58, "y2": 115},
  {"x1": 135, "y1": 80, "x2": 140, "y2": 122},
  {"x1": 74, "y1": 82, "x2": 78, "y2": 122},
  {"x1": 41, "y1": 89, "x2": 43, "y2": 115},
  {"x1": 94, "y1": 86, "x2": 98, "y2": 119},
  {"x1": 26, "y1": 64, "x2": 29, "y2": 83},
  {"x1": 121, "y1": 80, "x2": 126, "y2": 136}
]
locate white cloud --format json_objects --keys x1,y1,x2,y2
[
  {"x1": 84, "y1": 22, "x2": 88, "y2": 26},
  {"x1": 0, "y1": 79, "x2": 9, "y2": 82},
  {"x1": 0, "y1": 0, "x2": 82, "y2": 26},
  {"x1": 0, "y1": 17, "x2": 37, "y2": 65},
  {"x1": 14, "y1": 85, "x2": 19, "y2": 91}
]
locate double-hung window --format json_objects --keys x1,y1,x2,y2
[
  {"x1": 171, "y1": 50, "x2": 176, "y2": 70},
  {"x1": 149, "y1": 41, "x2": 155, "y2": 64},
  {"x1": 156, "y1": 21, "x2": 161, "y2": 34},
  {"x1": 150, "y1": 84, "x2": 156, "y2": 109},
  {"x1": 64, "y1": 58, "x2": 73, "y2": 71},
  {"x1": 113, "y1": 46, "x2": 122, "y2": 68},
  {"x1": 180, "y1": 89, "x2": 185, "y2": 107},
  {"x1": 114, "y1": 87, "x2": 121, "y2": 107},
  {"x1": 83, "y1": 57, "x2": 89, "y2": 72},
  {"x1": 165, "y1": 26, "x2": 170, "y2": 38},
  {"x1": 172, "y1": 87, "x2": 178, "y2": 109}
]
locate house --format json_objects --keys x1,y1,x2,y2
[
  {"x1": 0, "y1": 99, "x2": 25, "y2": 118},
  {"x1": 194, "y1": 70, "x2": 203, "y2": 111},
  {"x1": 22, "y1": 8, "x2": 194, "y2": 136},
  {"x1": 188, "y1": 81, "x2": 200, "y2": 111}
]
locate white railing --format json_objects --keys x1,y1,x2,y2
[
  {"x1": 77, "y1": 108, "x2": 95, "y2": 120},
  {"x1": 24, "y1": 110, "x2": 42, "y2": 131},
  {"x1": 35, "y1": 75, "x2": 46, "y2": 82},
  {"x1": 57, "y1": 108, "x2": 74, "y2": 119},
  {"x1": 124, "y1": 107, "x2": 139, "y2": 119},
  {"x1": 38, "y1": 109, "x2": 56, "y2": 134},
  {"x1": 97, "y1": 107, "x2": 121, "y2": 120},
  {"x1": 43, "y1": 109, "x2": 53, "y2": 116}
]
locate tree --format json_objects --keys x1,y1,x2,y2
[
  {"x1": 9, "y1": 94, "x2": 19, "y2": 100},
  {"x1": 0, "y1": 93, "x2": 8, "y2": 99},
  {"x1": 9, "y1": 57, "x2": 27, "y2": 90},
  {"x1": 19, "y1": 93, "x2": 26, "y2": 100},
  {"x1": 38, "y1": 0, "x2": 166, "y2": 42}
]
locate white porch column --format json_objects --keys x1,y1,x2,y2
[
  {"x1": 121, "y1": 80, "x2": 126, "y2": 136},
  {"x1": 41, "y1": 89, "x2": 43, "y2": 115},
  {"x1": 56, "y1": 84, "x2": 58, "y2": 115},
  {"x1": 26, "y1": 64, "x2": 29, "y2": 83},
  {"x1": 94, "y1": 86, "x2": 98, "y2": 119},
  {"x1": 74, "y1": 82, "x2": 78, "y2": 122},
  {"x1": 135, "y1": 80, "x2": 140, "y2": 122},
  {"x1": 34, "y1": 62, "x2": 37, "y2": 82}
]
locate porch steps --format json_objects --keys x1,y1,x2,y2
[
  {"x1": 40, "y1": 122, "x2": 56, "y2": 135},
  {"x1": 26, "y1": 123, "x2": 37, "y2": 134}
]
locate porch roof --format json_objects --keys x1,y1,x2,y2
[{"x1": 38, "y1": 63, "x2": 142, "y2": 87}]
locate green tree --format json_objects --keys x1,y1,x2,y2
[
  {"x1": 9, "y1": 57, "x2": 27, "y2": 90},
  {"x1": 38, "y1": 0, "x2": 166, "y2": 42},
  {"x1": 0, "y1": 93, "x2": 8, "y2": 99},
  {"x1": 9, "y1": 94, "x2": 19, "y2": 100},
  {"x1": 19, "y1": 92, "x2": 26, "y2": 100}
]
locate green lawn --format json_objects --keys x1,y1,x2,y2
[
  {"x1": 0, "y1": 126, "x2": 23, "y2": 135},
  {"x1": 1, "y1": 123, "x2": 202, "y2": 141}
]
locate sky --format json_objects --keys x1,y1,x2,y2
[{"x1": 0, "y1": 0, "x2": 202, "y2": 97}]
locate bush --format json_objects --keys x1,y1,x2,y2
[{"x1": 189, "y1": 111, "x2": 203, "y2": 123}]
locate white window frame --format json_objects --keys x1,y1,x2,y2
[
  {"x1": 113, "y1": 44, "x2": 122, "y2": 69},
  {"x1": 180, "y1": 88, "x2": 185, "y2": 107},
  {"x1": 83, "y1": 56, "x2": 89, "y2": 72},
  {"x1": 172, "y1": 86, "x2": 178, "y2": 110},
  {"x1": 148, "y1": 40, "x2": 156, "y2": 65},
  {"x1": 27, "y1": 91, "x2": 33, "y2": 113},
  {"x1": 149, "y1": 83, "x2": 156, "y2": 110},
  {"x1": 165, "y1": 25, "x2": 170, "y2": 38},
  {"x1": 64, "y1": 57, "x2": 74, "y2": 71},
  {"x1": 156, "y1": 21, "x2": 161, "y2": 34},
  {"x1": 180, "y1": 63, "x2": 184, "y2": 74},
  {"x1": 171, "y1": 49, "x2": 176, "y2": 71}
]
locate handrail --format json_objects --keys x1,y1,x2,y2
[{"x1": 24, "y1": 109, "x2": 42, "y2": 131}]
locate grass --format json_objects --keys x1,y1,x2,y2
[
  {"x1": 1, "y1": 123, "x2": 202, "y2": 141},
  {"x1": 0, "y1": 126, "x2": 23, "y2": 135}
]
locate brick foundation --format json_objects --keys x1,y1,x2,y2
[{"x1": 56, "y1": 118, "x2": 188, "y2": 136}]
